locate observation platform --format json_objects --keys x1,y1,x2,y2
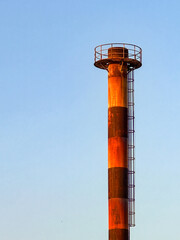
[{"x1": 94, "y1": 43, "x2": 142, "y2": 71}]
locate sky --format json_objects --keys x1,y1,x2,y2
[{"x1": 0, "y1": 0, "x2": 180, "y2": 240}]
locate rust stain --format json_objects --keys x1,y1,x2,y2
[
  {"x1": 108, "y1": 167, "x2": 128, "y2": 199},
  {"x1": 109, "y1": 198, "x2": 128, "y2": 230},
  {"x1": 108, "y1": 137, "x2": 128, "y2": 168},
  {"x1": 108, "y1": 107, "x2": 128, "y2": 138},
  {"x1": 108, "y1": 63, "x2": 128, "y2": 108}
]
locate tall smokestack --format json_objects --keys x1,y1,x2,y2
[{"x1": 94, "y1": 43, "x2": 142, "y2": 240}]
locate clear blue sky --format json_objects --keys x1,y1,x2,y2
[{"x1": 0, "y1": 0, "x2": 180, "y2": 240}]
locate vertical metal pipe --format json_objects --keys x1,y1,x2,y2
[
  {"x1": 94, "y1": 43, "x2": 142, "y2": 240},
  {"x1": 108, "y1": 47, "x2": 129, "y2": 240}
]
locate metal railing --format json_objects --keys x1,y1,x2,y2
[{"x1": 94, "y1": 43, "x2": 142, "y2": 69}]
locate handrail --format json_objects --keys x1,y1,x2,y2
[{"x1": 94, "y1": 43, "x2": 142, "y2": 71}]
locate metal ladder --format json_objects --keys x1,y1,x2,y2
[{"x1": 128, "y1": 70, "x2": 135, "y2": 227}]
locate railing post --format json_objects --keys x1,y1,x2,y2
[{"x1": 100, "y1": 45, "x2": 102, "y2": 60}]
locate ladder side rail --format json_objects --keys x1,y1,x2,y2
[{"x1": 128, "y1": 70, "x2": 135, "y2": 227}]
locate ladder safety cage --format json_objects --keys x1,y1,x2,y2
[{"x1": 128, "y1": 70, "x2": 135, "y2": 227}]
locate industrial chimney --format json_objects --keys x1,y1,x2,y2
[{"x1": 94, "y1": 43, "x2": 142, "y2": 240}]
